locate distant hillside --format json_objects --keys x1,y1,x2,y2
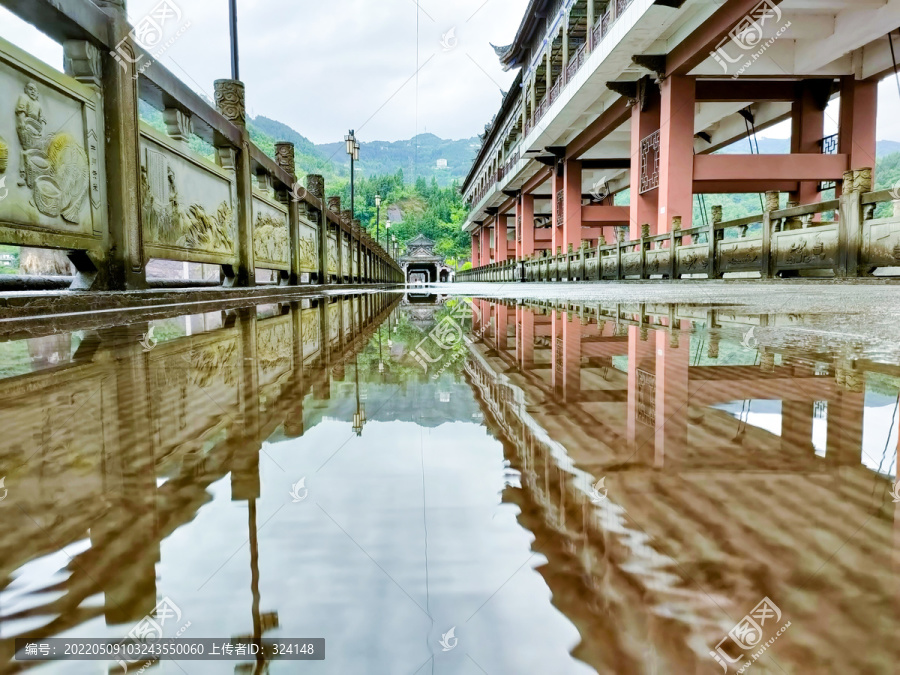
[
  {"x1": 316, "y1": 133, "x2": 480, "y2": 188},
  {"x1": 721, "y1": 136, "x2": 900, "y2": 158}
]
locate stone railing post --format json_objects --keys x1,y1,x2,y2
[
  {"x1": 340, "y1": 210, "x2": 352, "y2": 283},
  {"x1": 709, "y1": 204, "x2": 722, "y2": 279},
  {"x1": 72, "y1": 26, "x2": 146, "y2": 289},
  {"x1": 61, "y1": 40, "x2": 130, "y2": 289},
  {"x1": 275, "y1": 141, "x2": 298, "y2": 285},
  {"x1": 306, "y1": 175, "x2": 325, "y2": 282},
  {"x1": 669, "y1": 215, "x2": 681, "y2": 279},
  {"x1": 616, "y1": 227, "x2": 625, "y2": 280},
  {"x1": 761, "y1": 190, "x2": 779, "y2": 279},
  {"x1": 640, "y1": 223, "x2": 649, "y2": 279},
  {"x1": 838, "y1": 168, "x2": 867, "y2": 278},
  {"x1": 215, "y1": 79, "x2": 254, "y2": 286}
]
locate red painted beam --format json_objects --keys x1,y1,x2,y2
[
  {"x1": 693, "y1": 154, "x2": 848, "y2": 182},
  {"x1": 695, "y1": 80, "x2": 799, "y2": 102},
  {"x1": 694, "y1": 180, "x2": 799, "y2": 193},
  {"x1": 567, "y1": 97, "x2": 631, "y2": 159},
  {"x1": 521, "y1": 166, "x2": 554, "y2": 195},
  {"x1": 667, "y1": 0, "x2": 787, "y2": 77},
  {"x1": 581, "y1": 205, "x2": 631, "y2": 223}
]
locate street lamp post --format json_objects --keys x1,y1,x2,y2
[
  {"x1": 228, "y1": 0, "x2": 239, "y2": 80},
  {"x1": 345, "y1": 130, "x2": 360, "y2": 219},
  {"x1": 385, "y1": 219, "x2": 391, "y2": 252},
  {"x1": 375, "y1": 194, "x2": 381, "y2": 249}
]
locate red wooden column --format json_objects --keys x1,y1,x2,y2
[
  {"x1": 658, "y1": 75, "x2": 695, "y2": 234},
  {"x1": 480, "y1": 221, "x2": 491, "y2": 267},
  {"x1": 518, "y1": 193, "x2": 535, "y2": 258},
  {"x1": 562, "y1": 310, "x2": 582, "y2": 402},
  {"x1": 495, "y1": 215, "x2": 508, "y2": 262},
  {"x1": 790, "y1": 80, "x2": 828, "y2": 206},
  {"x1": 563, "y1": 159, "x2": 583, "y2": 251},
  {"x1": 839, "y1": 76, "x2": 878, "y2": 181},
  {"x1": 471, "y1": 232, "x2": 478, "y2": 266},
  {"x1": 629, "y1": 83, "x2": 661, "y2": 239},
  {"x1": 654, "y1": 326, "x2": 688, "y2": 467},
  {"x1": 551, "y1": 163, "x2": 565, "y2": 253}
]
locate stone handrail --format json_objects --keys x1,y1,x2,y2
[
  {"x1": 457, "y1": 172, "x2": 899, "y2": 283},
  {"x1": 0, "y1": 0, "x2": 402, "y2": 290}
]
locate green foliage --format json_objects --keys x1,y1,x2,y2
[{"x1": 325, "y1": 170, "x2": 471, "y2": 262}]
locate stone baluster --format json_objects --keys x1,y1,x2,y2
[
  {"x1": 305, "y1": 174, "x2": 325, "y2": 282},
  {"x1": 215, "y1": 78, "x2": 254, "y2": 286},
  {"x1": 275, "y1": 141, "x2": 299, "y2": 285}
]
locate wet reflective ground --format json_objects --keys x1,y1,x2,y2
[{"x1": 0, "y1": 291, "x2": 898, "y2": 674}]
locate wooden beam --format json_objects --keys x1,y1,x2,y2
[
  {"x1": 695, "y1": 79, "x2": 799, "y2": 102},
  {"x1": 581, "y1": 158, "x2": 631, "y2": 170},
  {"x1": 567, "y1": 97, "x2": 632, "y2": 159},
  {"x1": 693, "y1": 154, "x2": 848, "y2": 182},
  {"x1": 666, "y1": 0, "x2": 787, "y2": 76},
  {"x1": 582, "y1": 205, "x2": 631, "y2": 223}
]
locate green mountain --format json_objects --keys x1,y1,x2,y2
[{"x1": 316, "y1": 133, "x2": 480, "y2": 188}]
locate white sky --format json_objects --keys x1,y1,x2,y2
[{"x1": 2, "y1": 1, "x2": 900, "y2": 145}]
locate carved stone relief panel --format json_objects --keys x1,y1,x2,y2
[
  {"x1": 140, "y1": 128, "x2": 236, "y2": 260},
  {"x1": 252, "y1": 196, "x2": 289, "y2": 269},
  {"x1": 0, "y1": 46, "x2": 105, "y2": 239},
  {"x1": 298, "y1": 219, "x2": 318, "y2": 273}
]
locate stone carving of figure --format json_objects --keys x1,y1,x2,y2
[{"x1": 15, "y1": 81, "x2": 47, "y2": 186}]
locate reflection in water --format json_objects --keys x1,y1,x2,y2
[{"x1": 0, "y1": 293, "x2": 897, "y2": 673}]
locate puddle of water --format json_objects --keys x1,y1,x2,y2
[{"x1": 0, "y1": 292, "x2": 897, "y2": 674}]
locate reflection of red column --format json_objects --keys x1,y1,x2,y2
[
  {"x1": 563, "y1": 159, "x2": 582, "y2": 251},
  {"x1": 551, "y1": 165, "x2": 565, "y2": 253},
  {"x1": 658, "y1": 75, "x2": 695, "y2": 235},
  {"x1": 782, "y1": 401, "x2": 815, "y2": 454},
  {"x1": 551, "y1": 309, "x2": 562, "y2": 393},
  {"x1": 518, "y1": 305, "x2": 534, "y2": 371},
  {"x1": 496, "y1": 215, "x2": 508, "y2": 262},
  {"x1": 826, "y1": 384, "x2": 864, "y2": 467},
  {"x1": 655, "y1": 328, "x2": 688, "y2": 467},
  {"x1": 495, "y1": 303, "x2": 509, "y2": 353},
  {"x1": 838, "y1": 76, "x2": 878, "y2": 188},
  {"x1": 790, "y1": 80, "x2": 827, "y2": 206},
  {"x1": 627, "y1": 325, "x2": 657, "y2": 456},
  {"x1": 629, "y1": 82, "x2": 660, "y2": 240},
  {"x1": 562, "y1": 311, "x2": 582, "y2": 402}
]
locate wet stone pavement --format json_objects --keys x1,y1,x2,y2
[{"x1": 0, "y1": 288, "x2": 898, "y2": 674}]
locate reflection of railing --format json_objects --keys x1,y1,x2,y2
[{"x1": 456, "y1": 170, "x2": 900, "y2": 283}]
